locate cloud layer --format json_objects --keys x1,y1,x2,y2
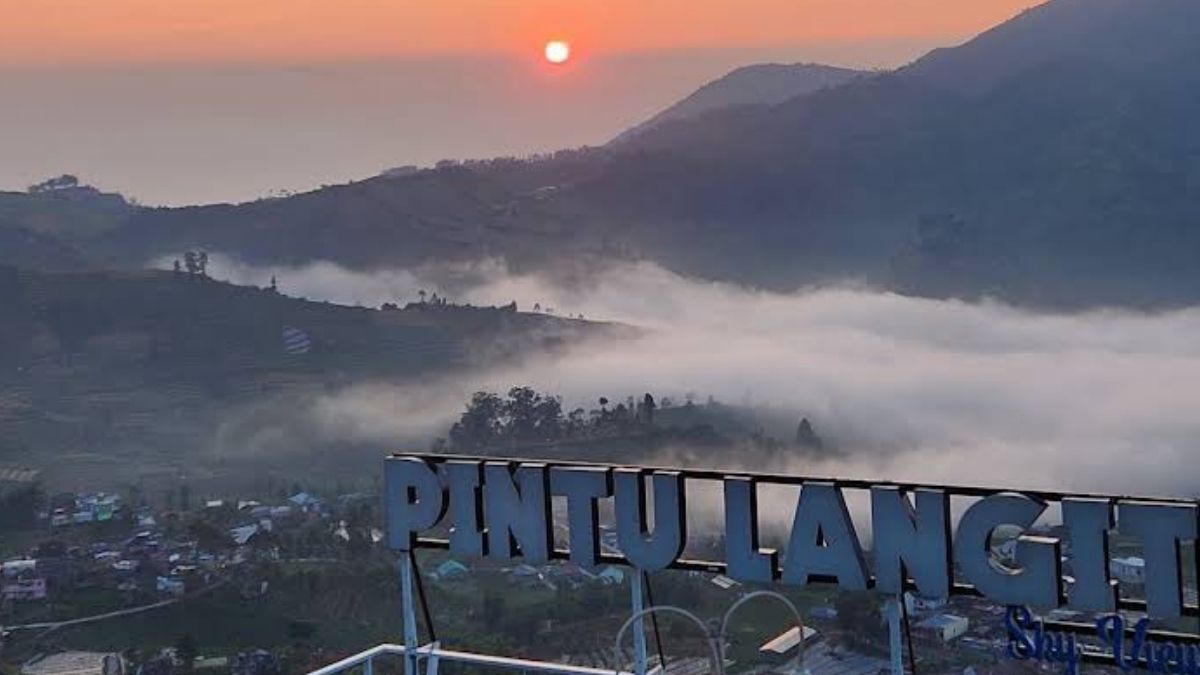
[{"x1": 195, "y1": 255, "x2": 1200, "y2": 501}]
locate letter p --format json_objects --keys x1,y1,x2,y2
[{"x1": 386, "y1": 457, "x2": 446, "y2": 551}]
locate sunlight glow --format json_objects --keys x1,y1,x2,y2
[{"x1": 544, "y1": 40, "x2": 570, "y2": 64}]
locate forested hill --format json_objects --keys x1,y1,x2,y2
[{"x1": 0, "y1": 266, "x2": 623, "y2": 487}]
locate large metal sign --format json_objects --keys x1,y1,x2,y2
[{"x1": 386, "y1": 453, "x2": 1200, "y2": 634}]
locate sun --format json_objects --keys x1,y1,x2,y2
[{"x1": 544, "y1": 40, "x2": 571, "y2": 65}]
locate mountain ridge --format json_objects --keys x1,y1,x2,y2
[
  {"x1": 9, "y1": 0, "x2": 1200, "y2": 308},
  {"x1": 612, "y1": 62, "x2": 865, "y2": 143}
]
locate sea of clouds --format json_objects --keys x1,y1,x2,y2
[{"x1": 190, "y1": 254, "x2": 1200, "y2": 507}]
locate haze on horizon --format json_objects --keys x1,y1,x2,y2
[{"x1": 1, "y1": 0, "x2": 1037, "y2": 206}]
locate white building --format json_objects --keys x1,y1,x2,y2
[
  {"x1": 759, "y1": 625, "x2": 819, "y2": 662},
  {"x1": 22, "y1": 653, "x2": 123, "y2": 675},
  {"x1": 1110, "y1": 556, "x2": 1146, "y2": 584},
  {"x1": 916, "y1": 614, "x2": 969, "y2": 643},
  {"x1": 904, "y1": 591, "x2": 947, "y2": 615}
]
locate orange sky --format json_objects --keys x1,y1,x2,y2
[{"x1": 3, "y1": 0, "x2": 1038, "y2": 66}]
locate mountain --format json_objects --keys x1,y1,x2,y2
[
  {"x1": 565, "y1": 0, "x2": 1200, "y2": 306},
  {"x1": 89, "y1": 164, "x2": 616, "y2": 270},
  {"x1": 613, "y1": 63, "x2": 865, "y2": 142},
  {"x1": 37, "y1": 0, "x2": 1200, "y2": 308}
]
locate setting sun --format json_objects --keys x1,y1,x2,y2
[{"x1": 544, "y1": 40, "x2": 570, "y2": 64}]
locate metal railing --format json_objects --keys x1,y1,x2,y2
[{"x1": 307, "y1": 643, "x2": 634, "y2": 675}]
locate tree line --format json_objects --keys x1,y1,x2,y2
[{"x1": 443, "y1": 387, "x2": 661, "y2": 451}]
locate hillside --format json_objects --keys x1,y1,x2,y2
[
  {"x1": 87, "y1": 165, "x2": 620, "y2": 271},
  {"x1": 613, "y1": 63, "x2": 864, "y2": 142},
  {"x1": 0, "y1": 266, "x2": 623, "y2": 489},
  {"x1": 0, "y1": 181, "x2": 133, "y2": 239},
  {"x1": 0, "y1": 221, "x2": 90, "y2": 271},
  {"x1": 17, "y1": 0, "x2": 1200, "y2": 308},
  {"x1": 566, "y1": 0, "x2": 1200, "y2": 306}
]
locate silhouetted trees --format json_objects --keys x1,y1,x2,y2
[
  {"x1": 180, "y1": 250, "x2": 209, "y2": 279},
  {"x1": 442, "y1": 388, "x2": 831, "y2": 455},
  {"x1": 447, "y1": 389, "x2": 673, "y2": 450},
  {"x1": 795, "y1": 417, "x2": 823, "y2": 450}
]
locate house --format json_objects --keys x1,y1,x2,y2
[
  {"x1": 809, "y1": 605, "x2": 838, "y2": 621},
  {"x1": 3, "y1": 576, "x2": 47, "y2": 601},
  {"x1": 710, "y1": 575, "x2": 739, "y2": 590},
  {"x1": 916, "y1": 614, "x2": 970, "y2": 643},
  {"x1": 904, "y1": 591, "x2": 948, "y2": 615},
  {"x1": 231, "y1": 650, "x2": 279, "y2": 675},
  {"x1": 156, "y1": 576, "x2": 186, "y2": 597},
  {"x1": 268, "y1": 506, "x2": 293, "y2": 519},
  {"x1": 759, "y1": 626, "x2": 820, "y2": 663},
  {"x1": 548, "y1": 563, "x2": 596, "y2": 587},
  {"x1": 288, "y1": 492, "x2": 321, "y2": 512},
  {"x1": 511, "y1": 564, "x2": 540, "y2": 577},
  {"x1": 3, "y1": 558, "x2": 38, "y2": 577},
  {"x1": 194, "y1": 657, "x2": 230, "y2": 672},
  {"x1": 430, "y1": 560, "x2": 469, "y2": 582},
  {"x1": 597, "y1": 566, "x2": 625, "y2": 586},
  {"x1": 1111, "y1": 556, "x2": 1146, "y2": 584},
  {"x1": 230, "y1": 525, "x2": 260, "y2": 546},
  {"x1": 21, "y1": 652, "x2": 123, "y2": 675}
]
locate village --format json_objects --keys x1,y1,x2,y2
[{"x1": 0, "y1": 463, "x2": 1161, "y2": 675}]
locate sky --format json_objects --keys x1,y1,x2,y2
[{"x1": 0, "y1": 0, "x2": 1039, "y2": 205}]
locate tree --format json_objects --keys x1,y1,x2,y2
[
  {"x1": 795, "y1": 418, "x2": 823, "y2": 450},
  {"x1": 506, "y1": 386, "x2": 540, "y2": 440},
  {"x1": 835, "y1": 593, "x2": 883, "y2": 646},
  {"x1": 287, "y1": 619, "x2": 318, "y2": 644},
  {"x1": 28, "y1": 174, "x2": 79, "y2": 194},
  {"x1": 451, "y1": 391, "x2": 505, "y2": 449},
  {"x1": 175, "y1": 634, "x2": 198, "y2": 673},
  {"x1": 189, "y1": 520, "x2": 228, "y2": 552},
  {"x1": 642, "y1": 393, "x2": 657, "y2": 425}
]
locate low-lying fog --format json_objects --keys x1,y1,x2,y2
[{"x1": 196, "y1": 255, "x2": 1200, "y2": 501}]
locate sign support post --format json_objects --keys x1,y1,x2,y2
[
  {"x1": 401, "y1": 552, "x2": 419, "y2": 675},
  {"x1": 885, "y1": 596, "x2": 904, "y2": 675},
  {"x1": 630, "y1": 573, "x2": 648, "y2": 675}
]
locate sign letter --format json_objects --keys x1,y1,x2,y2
[
  {"x1": 1118, "y1": 501, "x2": 1197, "y2": 619},
  {"x1": 484, "y1": 462, "x2": 552, "y2": 563},
  {"x1": 614, "y1": 469, "x2": 686, "y2": 571},
  {"x1": 954, "y1": 493, "x2": 1061, "y2": 608},
  {"x1": 871, "y1": 487, "x2": 951, "y2": 598},
  {"x1": 446, "y1": 460, "x2": 487, "y2": 558},
  {"x1": 782, "y1": 483, "x2": 868, "y2": 590},
  {"x1": 1061, "y1": 498, "x2": 1115, "y2": 612},
  {"x1": 551, "y1": 467, "x2": 612, "y2": 566},
  {"x1": 386, "y1": 457, "x2": 446, "y2": 551},
  {"x1": 724, "y1": 477, "x2": 778, "y2": 583}
]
